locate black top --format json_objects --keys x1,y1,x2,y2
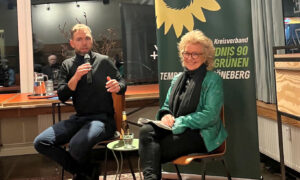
[
  {"x1": 42, "y1": 63, "x2": 60, "y2": 80},
  {"x1": 168, "y1": 64, "x2": 207, "y2": 118},
  {"x1": 57, "y1": 51, "x2": 126, "y2": 116}
]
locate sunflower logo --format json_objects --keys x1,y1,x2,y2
[{"x1": 155, "y1": 0, "x2": 221, "y2": 38}]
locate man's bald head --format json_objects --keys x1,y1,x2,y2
[{"x1": 48, "y1": 55, "x2": 57, "y2": 65}]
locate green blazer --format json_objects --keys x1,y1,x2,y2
[{"x1": 157, "y1": 71, "x2": 228, "y2": 152}]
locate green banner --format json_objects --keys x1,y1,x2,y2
[{"x1": 156, "y1": 0, "x2": 260, "y2": 178}]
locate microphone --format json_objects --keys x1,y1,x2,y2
[{"x1": 84, "y1": 54, "x2": 92, "y2": 84}]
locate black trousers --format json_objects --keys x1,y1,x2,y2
[{"x1": 139, "y1": 124, "x2": 207, "y2": 180}]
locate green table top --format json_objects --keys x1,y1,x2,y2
[{"x1": 107, "y1": 138, "x2": 139, "y2": 151}]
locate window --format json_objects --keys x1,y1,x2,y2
[
  {"x1": 31, "y1": 0, "x2": 157, "y2": 85},
  {"x1": 0, "y1": 0, "x2": 20, "y2": 92},
  {"x1": 282, "y1": 0, "x2": 300, "y2": 51},
  {"x1": 31, "y1": 1, "x2": 123, "y2": 84}
]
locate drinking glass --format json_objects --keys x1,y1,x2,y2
[
  {"x1": 123, "y1": 133, "x2": 134, "y2": 149},
  {"x1": 45, "y1": 80, "x2": 54, "y2": 95}
]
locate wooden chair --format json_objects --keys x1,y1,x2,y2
[
  {"x1": 60, "y1": 93, "x2": 125, "y2": 180},
  {"x1": 172, "y1": 107, "x2": 231, "y2": 180},
  {"x1": 98, "y1": 93, "x2": 124, "y2": 180}
]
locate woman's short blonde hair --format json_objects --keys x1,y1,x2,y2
[
  {"x1": 71, "y1": 24, "x2": 92, "y2": 39},
  {"x1": 178, "y1": 30, "x2": 215, "y2": 70}
]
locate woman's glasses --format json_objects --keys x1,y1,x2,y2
[{"x1": 182, "y1": 52, "x2": 204, "y2": 59}]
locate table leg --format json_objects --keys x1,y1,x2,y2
[
  {"x1": 125, "y1": 152, "x2": 136, "y2": 180},
  {"x1": 111, "y1": 150, "x2": 120, "y2": 180},
  {"x1": 57, "y1": 103, "x2": 61, "y2": 122},
  {"x1": 52, "y1": 103, "x2": 56, "y2": 125},
  {"x1": 119, "y1": 152, "x2": 123, "y2": 180},
  {"x1": 108, "y1": 143, "x2": 141, "y2": 180},
  {"x1": 104, "y1": 148, "x2": 108, "y2": 180}
]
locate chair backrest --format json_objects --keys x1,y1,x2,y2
[{"x1": 112, "y1": 93, "x2": 125, "y2": 132}]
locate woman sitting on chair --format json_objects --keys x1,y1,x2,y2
[{"x1": 139, "y1": 30, "x2": 228, "y2": 180}]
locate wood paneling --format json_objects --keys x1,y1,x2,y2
[
  {"x1": 0, "y1": 105, "x2": 75, "y2": 118},
  {"x1": 23, "y1": 117, "x2": 38, "y2": 142},
  {"x1": 1, "y1": 117, "x2": 25, "y2": 144},
  {"x1": 256, "y1": 100, "x2": 300, "y2": 128},
  {"x1": 275, "y1": 62, "x2": 300, "y2": 69},
  {"x1": 274, "y1": 53, "x2": 300, "y2": 59},
  {"x1": 275, "y1": 62, "x2": 300, "y2": 118}
]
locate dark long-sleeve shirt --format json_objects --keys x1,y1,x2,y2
[
  {"x1": 41, "y1": 63, "x2": 60, "y2": 80},
  {"x1": 57, "y1": 51, "x2": 126, "y2": 116}
]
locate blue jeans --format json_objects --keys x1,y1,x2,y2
[{"x1": 34, "y1": 113, "x2": 115, "y2": 175}]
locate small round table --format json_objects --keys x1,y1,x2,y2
[{"x1": 107, "y1": 138, "x2": 142, "y2": 180}]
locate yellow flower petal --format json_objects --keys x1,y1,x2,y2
[{"x1": 155, "y1": 0, "x2": 221, "y2": 37}]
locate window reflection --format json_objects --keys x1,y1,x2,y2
[
  {"x1": 41, "y1": 54, "x2": 60, "y2": 89},
  {"x1": 31, "y1": 1, "x2": 123, "y2": 88},
  {"x1": 0, "y1": 1, "x2": 20, "y2": 93},
  {"x1": 31, "y1": 0, "x2": 156, "y2": 85},
  {"x1": 282, "y1": 0, "x2": 300, "y2": 53}
]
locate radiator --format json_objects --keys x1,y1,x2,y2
[{"x1": 258, "y1": 116, "x2": 300, "y2": 172}]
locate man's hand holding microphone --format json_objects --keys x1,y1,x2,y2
[
  {"x1": 68, "y1": 61, "x2": 92, "y2": 91},
  {"x1": 72, "y1": 54, "x2": 92, "y2": 83}
]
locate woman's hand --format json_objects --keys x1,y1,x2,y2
[{"x1": 161, "y1": 114, "x2": 175, "y2": 127}]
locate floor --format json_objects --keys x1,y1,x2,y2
[{"x1": 0, "y1": 106, "x2": 299, "y2": 180}]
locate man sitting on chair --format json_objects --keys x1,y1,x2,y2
[{"x1": 34, "y1": 24, "x2": 126, "y2": 180}]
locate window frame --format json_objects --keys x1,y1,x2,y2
[{"x1": 17, "y1": 0, "x2": 34, "y2": 93}]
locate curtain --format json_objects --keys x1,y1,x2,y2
[
  {"x1": 120, "y1": 3, "x2": 157, "y2": 84},
  {"x1": 251, "y1": 0, "x2": 285, "y2": 103}
]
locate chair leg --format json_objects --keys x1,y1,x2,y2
[
  {"x1": 174, "y1": 164, "x2": 182, "y2": 180},
  {"x1": 103, "y1": 147, "x2": 108, "y2": 180},
  {"x1": 61, "y1": 145, "x2": 67, "y2": 180},
  {"x1": 221, "y1": 159, "x2": 231, "y2": 180},
  {"x1": 202, "y1": 162, "x2": 206, "y2": 180},
  {"x1": 61, "y1": 167, "x2": 64, "y2": 180}
]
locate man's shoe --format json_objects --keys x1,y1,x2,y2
[
  {"x1": 88, "y1": 164, "x2": 100, "y2": 180},
  {"x1": 76, "y1": 162, "x2": 100, "y2": 180}
]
